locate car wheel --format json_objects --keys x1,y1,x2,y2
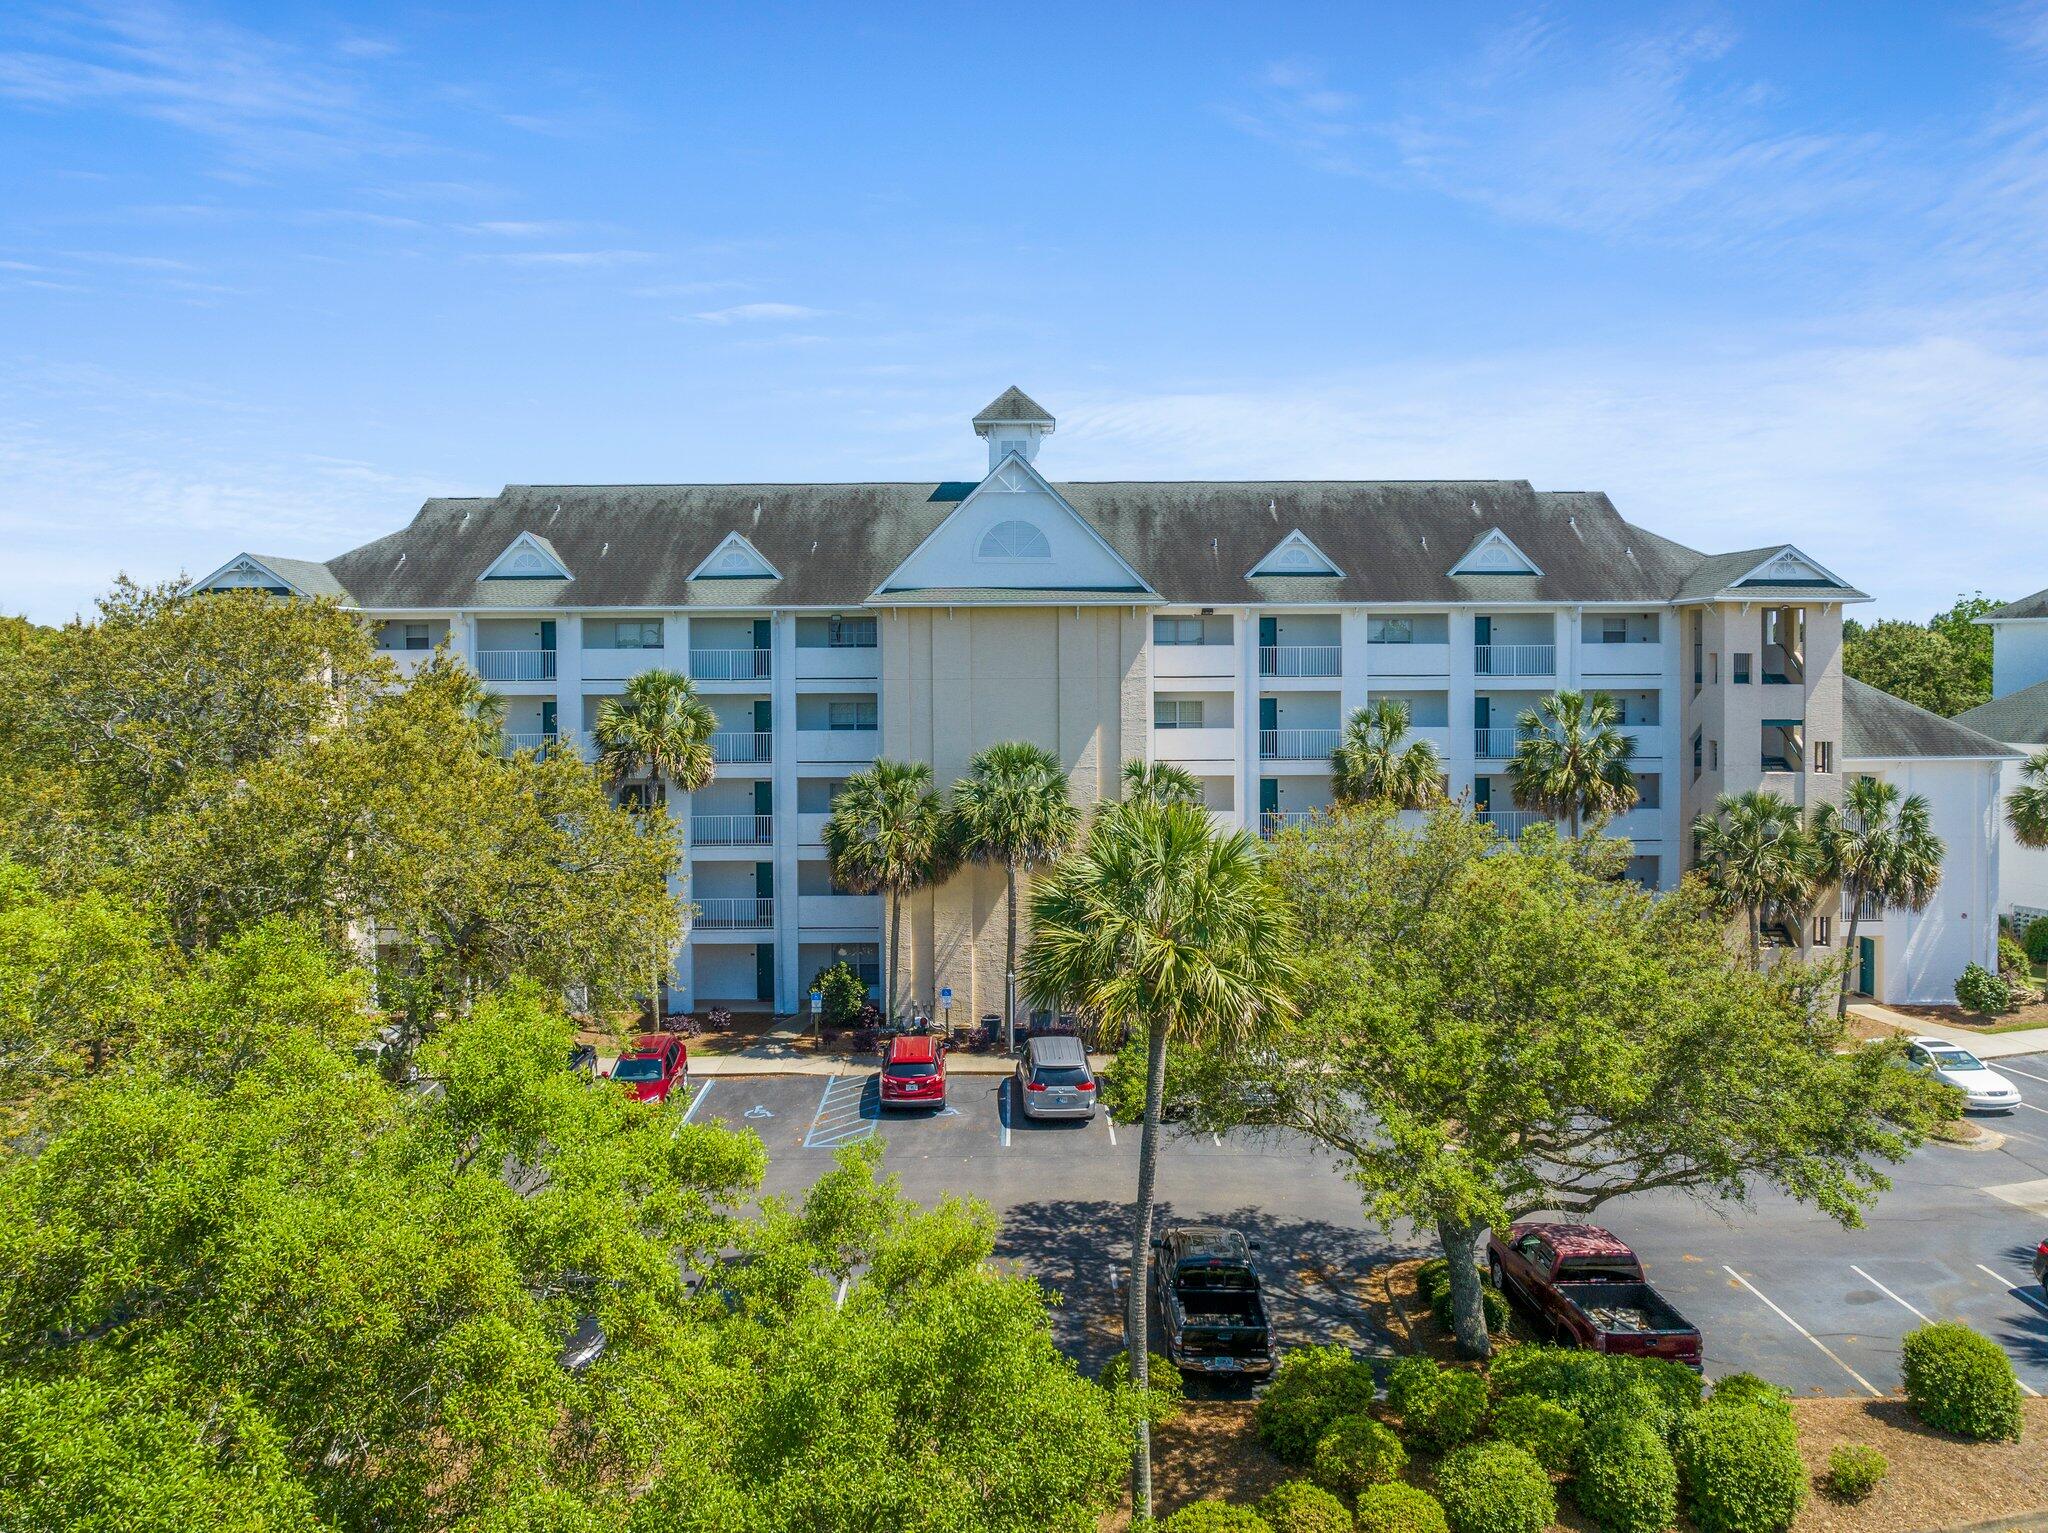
[{"x1": 1487, "y1": 1254, "x2": 1505, "y2": 1291}]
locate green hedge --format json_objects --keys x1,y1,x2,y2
[
  {"x1": 1900, "y1": 1322, "x2": 2023, "y2": 1442},
  {"x1": 1311, "y1": 1412, "x2": 1406, "y2": 1499},
  {"x1": 1386, "y1": 1357, "x2": 1488, "y2": 1449},
  {"x1": 1488, "y1": 1348, "x2": 1700, "y2": 1441},
  {"x1": 2025, "y1": 915, "x2": 2048, "y2": 966},
  {"x1": 1099, "y1": 1348, "x2": 1187, "y2": 1423},
  {"x1": 1573, "y1": 1415, "x2": 1677, "y2": 1533},
  {"x1": 1705, "y1": 1372, "x2": 1790, "y2": 1417},
  {"x1": 1355, "y1": 1483, "x2": 1451, "y2": 1533},
  {"x1": 1436, "y1": 1442, "x2": 1555, "y2": 1533},
  {"x1": 1490, "y1": 1394, "x2": 1582, "y2": 1476},
  {"x1": 1254, "y1": 1345, "x2": 1382, "y2": 1465},
  {"x1": 1258, "y1": 1480, "x2": 1354, "y2": 1533},
  {"x1": 1161, "y1": 1502, "x2": 1276, "y2": 1533},
  {"x1": 1824, "y1": 1444, "x2": 1887, "y2": 1502},
  {"x1": 1673, "y1": 1405, "x2": 1805, "y2": 1533}
]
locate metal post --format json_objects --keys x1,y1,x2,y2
[{"x1": 1005, "y1": 968, "x2": 1017, "y2": 1056}]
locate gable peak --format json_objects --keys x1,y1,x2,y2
[
  {"x1": 482, "y1": 531, "x2": 572, "y2": 582},
  {"x1": 1249, "y1": 529, "x2": 1343, "y2": 579},
  {"x1": 689, "y1": 530, "x2": 781, "y2": 582},
  {"x1": 1449, "y1": 528, "x2": 1542, "y2": 577}
]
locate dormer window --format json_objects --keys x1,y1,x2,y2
[{"x1": 977, "y1": 519, "x2": 1051, "y2": 560}]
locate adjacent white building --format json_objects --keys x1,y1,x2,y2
[{"x1": 1960, "y1": 590, "x2": 2048, "y2": 927}]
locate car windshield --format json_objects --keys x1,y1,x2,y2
[
  {"x1": 612, "y1": 1057, "x2": 665, "y2": 1082},
  {"x1": 887, "y1": 1060, "x2": 936, "y2": 1078},
  {"x1": 1931, "y1": 1048, "x2": 1986, "y2": 1071},
  {"x1": 1034, "y1": 1065, "x2": 1092, "y2": 1087}
]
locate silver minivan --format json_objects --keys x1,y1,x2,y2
[{"x1": 1015, "y1": 1034, "x2": 1097, "y2": 1121}]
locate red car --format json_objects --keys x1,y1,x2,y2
[
  {"x1": 879, "y1": 1033, "x2": 947, "y2": 1108},
  {"x1": 609, "y1": 1034, "x2": 689, "y2": 1104},
  {"x1": 1487, "y1": 1222, "x2": 1703, "y2": 1369}
]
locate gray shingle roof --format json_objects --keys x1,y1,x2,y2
[
  {"x1": 1955, "y1": 678, "x2": 2048, "y2": 747},
  {"x1": 971, "y1": 386, "x2": 1055, "y2": 427},
  {"x1": 250, "y1": 554, "x2": 354, "y2": 601},
  {"x1": 1987, "y1": 587, "x2": 2048, "y2": 621},
  {"x1": 1842, "y1": 677, "x2": 2018, "y2": 760},
  {"x1": 278, "y1": 475, "x2": 1852, "y2": 614}
]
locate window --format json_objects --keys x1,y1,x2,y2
[
  {"x1": 1635, "y1": 772, "x2": 1660, "y2": 810},
  {"x1": 1370, "y1": 617, "x2": 1414, "y2": 644},
  {"x1": 1624, "y1": 855, "x2": 1659, "y2": 888},
  {"x1": 1154, "y1": 616, "x2": 1207, "y2": 646},
  {"x1": 1733, "y1": 653, "x2": 1751, "y2": 684},
  {"x1": 1692, "y1": 729, "x2": 1703, "y2": 780},
  {"x1": 403, "y1": 621, "x2": 429, "y2": 650},
  {"x1": 1812, "y1": 915, "x2": 1833, "y2": 947},
  {"x1": 1710, "y1": 739, "x2": 1720, "y2": 771},
  {"x1": 828, "y1": 615, "x2": 876, "y2": 649},
  {"x1": 588, "y1": 619, "x2": 663, "y2": 649},
  {"x1": 1603, "y1": 616, "x2": 1627, "y2": 645},
  {"x1": 976, "y1": 519, "x2": 1050, "y2": 560},
  {"x1": 1813, "y1": 741, "x2": 1833, "y2": 774},
  {"x1": 1154, "y1": 699, "x2": 1204, "y2": 729},
  {"x1": 826, "y1": 698, "x2": 877, "y2": 731},
  {"x1": 1710, "y1": 653, "x2": 1719, "y2": 685},
  {"x1": 1691, "y1": 612, "x2": 1704, "y2": 689}
]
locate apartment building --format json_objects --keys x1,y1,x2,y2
[
  {"x1": 194, "y1": 388, "x2": 1903, "y2": 1016},
  {"x1": 1960, "y1": 588, "x2": 2048, "y2": 926}
]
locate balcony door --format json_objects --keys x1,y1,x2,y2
[{"x1": 755, "y1": 943, "x2": 775, "y2": 1003}]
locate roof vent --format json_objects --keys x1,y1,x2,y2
[
  {"x1": 395, "y1": 552, "x2": 406, "y2": 567},
  {"x1": 1471, "y1": 499, "x2": 1482, "y2": 516},
  {"x1": 1421, "y1": 535, "x2": 1429, "y2": 551},
  {"x1": 751, "y1": 503, "x2": 762, "y2": 525},
  {"x1": 458, "y1": 511, "x2": 471, "y2": 529},
  {"x1": 601, "y1": 542, "x2": 610, "y2": 557},
  {"x1": 1268, "y1": 499, "x2": 1278, "y2": 520},
  {"x1": 1568, "y1": 516, "x2": 1581, "y2": 539}
]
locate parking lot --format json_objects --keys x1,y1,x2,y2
[{"x1": 677, "y1": 1050, "x2": 2048, "y2": 1395}]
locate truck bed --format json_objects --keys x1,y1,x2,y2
[{"x1": 1555, "y1": 1281, "x2": 1696, "y2": 1342}]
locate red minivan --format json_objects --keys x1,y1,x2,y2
[
  {"x1": 609, "y1": 1034, "x2": 689, "y2": 1104},
  {"x1": 879, "y1": 1033, "x2": 947, "y2": 1108}
]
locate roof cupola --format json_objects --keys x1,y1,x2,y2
[{"x1": 971, "y1": 386, "x2": 1055, "y2": 472}]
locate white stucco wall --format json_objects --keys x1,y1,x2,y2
[
  {"x1": 1992, "y1": 621, "x2": 2048, "y2": 698},
  {"x1": 1993, "y1": 747, "x2": 2048, "y2": 919},
  {"x1": 1845, "y1": 755, "x2": 2004, "y2": 1005}
]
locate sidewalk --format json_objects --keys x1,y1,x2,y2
[{"x1": 1848, "y1": 1002, "x2": 2048, "y2": 1059}]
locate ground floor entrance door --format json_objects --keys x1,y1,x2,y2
[
  {"x1": 755, "y1": 943, "x2": 775, "y2": 1004},
  {"x1": 1858, "y1": 937, "x2": 1877, "y2": 997}
]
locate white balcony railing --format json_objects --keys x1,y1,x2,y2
[
  {"x1": 693, "y1": 814, "x2": 773, "y2": 846},
  {"x1": 1474, "y1": 643, "x2": 1555, "y2": 677},
  {"x1": 1259, "y1": 728, "x2": 1339, "y2": 761},
  {"x1": 690, "y1": 648, "x2": 772, "y2": 681},
  {"x1": 694, "y1": 897, "x2": 775, "y2": 930},
  {"x1": 1473, "y1": 727, "x2": 1531, "y2": 760},
  {"x1": 711, "y1": 731, "x2": 772, "y2": 764},
  {"x1": 1259, "y1": 645, "x2": 1341, "y2": 678},
  {"x1": 501, "y1": 729, "x2": 560, "y2": 755},
  {"x1": 1842, "y1": 893, "x2": 1884, "y2": 922},
  {"x1": 1259, "y1": 810, "x2": 1316, "y2": 838},
  {"x1": 477, "y1": 648, "x2": 556, "y2": 682},
  {"x1": 1479, "y1": 809, "x2": 1548, "y2": 840}
]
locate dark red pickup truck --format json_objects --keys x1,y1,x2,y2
[{"x1": 1487, "y1": 1222, "x2": 1702, "y2": 1370}]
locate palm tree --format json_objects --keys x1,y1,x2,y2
[
  {"x1": 1814, "y1": 776, "x2": 1944, "y2": 1014},
  {"x1": 1022, "y1": 799, "x2": 1300, "y2": 1519},
  {"x1": 951, "y1": 742, "x2": 1081, "y2": 1050},
  {"x1": 592, "y1": 669, "x2": 717, "y2": 803},
  {"x1": 2010, "y1": 750, "x2": 2048, "y2": 850},
  {"x1": 1121, "y1": 759, "x2": 1206, "y2": 808},
  {"x1": 1507, "y1": 690, "x2": 1639, "y2": 836},
  {"x1": 1691, "y1": 790, "x2": 1820, "y2": 961},
  {"x1": 823, "y1": 760, "x2": 952, "y2": 1022},
  {"x1": 592, "y1": 670, "x2": 717, "y2": 1025},
  {"x1": 1330, "y1": 699, "x2": 1445, "y2": 810}
]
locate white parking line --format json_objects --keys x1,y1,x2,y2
[
  {"x1": 1104, "y1": 1114, "x2": 1117, "y2": 1147},
  {"x1": 1850, "y1": 1263, "x2": 1930, "y2": 1321},
  {"x1": 2015, "y1": 1101, "x2": 2048, "y2": 1117},
  {"x1": 1723, "y1": 1265, "x2": 1882, "y2": 1397},
  {"x1": 1969, "y1": 1264, "x2": 2046, "y2": 1397},
  {"x1": 678, "y1": 1078, "x2": 715, "y2": 1126},
  {"x1": 1000, "y1": 1080, "x2": 1011, "y2": 1149},
  {"x1": 1210, "y1": 1132, "x2": 1223, "y2": 1148},
  {"x1": 1996, "y1": 1061, "x2": 2048, "y2": 1086},
  {"x1": 803, "y1": 1074, "x2": 876, "y2": 1150}
]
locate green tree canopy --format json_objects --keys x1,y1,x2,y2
[
  {"x1": 1690, "y1": 789, "x2": 1820, "y2": 960},
  {"x1": 823, "y1": 760, "x2": 953, "y2": 1021},
  {"x1": 1843, "y1": 593, "x2": 2000, "y2": 717},
  {"x1": 1331, "y1": 699, "x2": 1445, "y2": 811},
  {"x1": 1813, "y1": 777, "x2": 1944, "y2": 1014},
  {"x1": 1507, "y1": 690, "x2": 1638, "y2": 836},
  {"x1": 1120, "y1": 760, "x2": 1205, "y2": 808},
  {"x1": 1178, "y1": 806, "x2": 1949, "y2": 1359}
]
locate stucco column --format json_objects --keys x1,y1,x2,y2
[{"x1": 772, "y1": 612, "x2": 800, "y2": 1014}]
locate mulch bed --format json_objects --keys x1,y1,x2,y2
[{"x1": 1890, "y1": 1001, "x2": 2048, "y2": 1035}]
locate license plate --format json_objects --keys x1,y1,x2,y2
[{"x1": 1208, "y1": 1356, "x2": 1239, "y2": 1371}]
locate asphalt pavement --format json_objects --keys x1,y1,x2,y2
[{"x1": 674, "y1": 1051, "x2": 2048, "y2": 1395}]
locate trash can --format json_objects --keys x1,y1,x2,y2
[{"x1": 980, "y1": 1012, "x2": 1001, "y2": 1048}]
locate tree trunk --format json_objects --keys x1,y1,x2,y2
[
  {"x1": 1005, "y1": 858, "x2": 1020, "y2": 1041},
  {"x1": 1127, "y1": 1016, "x2": 1170, "y2": 1521},
  {"x1": 1747, "y1": 904, "x2": 1762, "y2": 964},
  {"x1": 1437, "y1": 1214, "x2": 1494, "y2": 1361},
  {"x1": 1839, "y1": 892, "x2": 1864, "y2": 1018},
  {"x1": 886, "y1": 889, "x2": 902, "y2": 1024}
]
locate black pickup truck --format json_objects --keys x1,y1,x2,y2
[{"x1": 1148, "y1": 1225, "x2": 1275, "y2": 1380}]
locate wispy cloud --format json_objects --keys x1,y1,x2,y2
[
  {"x1": 690, "y1": 301, "x2": 822, "y2": 324},
  {"x1": 483, "y1": 248, "x2": 654, "y2": 267},
  {"x1": 1216, "y1": 60, "x2": 1363, "y2": 174}
]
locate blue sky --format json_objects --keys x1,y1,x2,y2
[{"x1": 5, "y1": 1, "x2": 2048, "y2": 622}]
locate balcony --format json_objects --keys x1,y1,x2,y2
[
  {"x1": 1259, "y1": 728, "x2": 1339, "y2": 761},
  {"x1": 798, "y1": 893, "x2": 884, "y2": 928},
  {"x1": 1259, "y1": 645, "x2": 1341, "y2": 679},
  {"x1": 1474, "y1": 644, "x2": 1554, "y2": 678},
  {"x1": 694, "y1": 897, "x2": 775, "y2": 931},
  {"x1": 693, "y1": 814, "x2": 773, "y2": 847},
  {"x1": 794, "y1": 644, "x2": 878, "y2": 680},
  {"x1": 796, "y1": 728, "x2": 879, "y2": 765},
  {"x1": 501, "y1": 729, "x2": 560, "y2": 756},
  {"x1": 711, "y1": 731, "x2": 772, "y2": 764},
  {"x1": 1366, "y1": 640, "x2": 1450, "y2": 678},
  {"x1": 1474, "y1": 727, "x2": 1532, "y2": 760},
  {"x1": 797, "y1": 811, "x2": 831, "y2": 844},
  {"x1": 1479, "y1": 808, "x2": 1549, "y2": 841},
  {"x1": 477, "y1": 648, "x2": 556, "y2": 682},
  {"x1": 1842, "y1": 892, "x2": 1884, "y2": 923},
  {"x1": 1153, "y1": 726, "x2": 1236, "y2": 765},
  {"x1": 1154, "y1": 643, "x2": 1238, "y2": 680},
  {"x1": 691, "y1": 648, "x2": 772, "y2": 682},
  {"x1": 1259, "y1": 810, "x2": 1317, "y2": 838}
]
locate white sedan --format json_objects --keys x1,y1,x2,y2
[{"x1": 1905, "y1": 1037, "x2": 2024, "y2": 1111}]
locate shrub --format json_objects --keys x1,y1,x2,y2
[
  {"x1": 1824, "y1": 1444, "x2": 1887, "y2": 1502},
  {"x1": 1900, "y1": 1321, "x2": 2024, "y2": 1441},
  {"x1": 1999, "y1": 934, "x2": 2032, "y2": 981},
  {"x1": 1489, "y1": 1349, "x2": 1699, "y2": 1442},
  {"x1": 1099, "y1": 1349, "x2": 1186, "y2": 1423},
  {"x1": 1387, "y1": 1357, "x2": 1489, "y2": 1449},
  {"x1": 808, "y1": 961, "x2": 868, "y2": 1028},
  {"x1": 1418, "y1": 1258, "x2": 1510, "y2": 1336},
  {"x1": 1705, "y1": 1372, "x2": 1791, "y2": 1418},
  {"x1": 1573, "y1": 1415, "x2": 1677, "y2": 1533},
  {"x1": 1256, "y1": 1345, "x2": 1382, "y2": 1465},
  {"x1": 1161, "y1": 1503, "x2": 1276, "y2": 1533},
  {"x1": 1312, "y1": 1412, "x2": 1407, "y2": 1499},
  {"x1": 1673, "y1": 1405, "x2": 1805, "y2": 1533},
  {"x1": 1490, "y1": 1394, "x2": 1582, "y2": 1476},
  {"x1": 1955, "y1": 962, "x2": 2013, "y2": 1015},
  {"x1": 1354, "y1": 1483, "x2": 1450, "y2": 1533},
  {"x1": 1259, "y1": 1480, "x2": 1355, "y2": 1533},
  {"x1": 2025, "y1": 915, "x2": 2048, "y2": 966},
  {"x1": 1436, "y1": 1442, "x2": 1555, "y2": 1533}
]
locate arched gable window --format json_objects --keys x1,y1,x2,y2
[{"x1": 976, "y1": 519, "x2": 1051, "y2": 560}]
